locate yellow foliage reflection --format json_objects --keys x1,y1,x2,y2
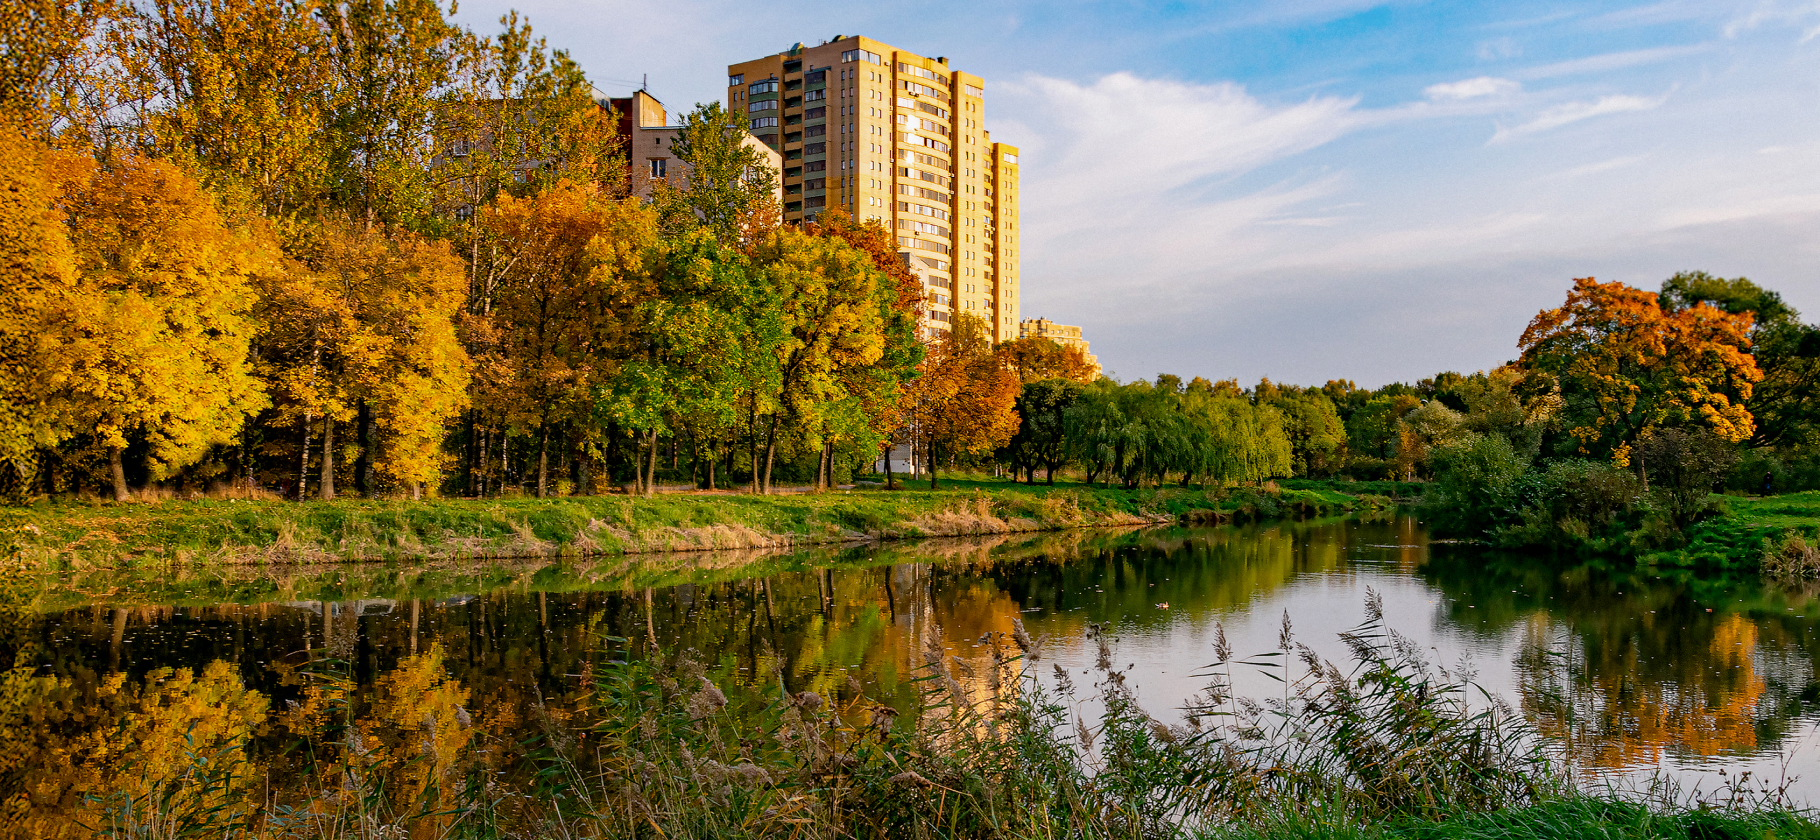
[{"x1": 1521, "y1": 612, "x2": 1768, "y2": 774}]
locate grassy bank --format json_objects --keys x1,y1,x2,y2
[{"x1": 7, "y1": 477, "x2": 1394, "y2": 568}]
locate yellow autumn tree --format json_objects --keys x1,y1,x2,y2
[
  {"x1": 259, "y1": 219, "x2": 470, "y2": 498},
  {"x1": 0, "y1": 128, "x2": 77, "y2": 496},
  {"x1": 1517, "y1": 277, "x2": 1761, "y2": 461},
  {"x1": 38, "y1": 148, "x2": 267, "y2": 500},
  {"x1": 745, "y1": 227, "x2": 894, "y2": 493}
]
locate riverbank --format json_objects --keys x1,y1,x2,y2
[{"x1": 5, "y1": 477, "x2": 1401, "y2": 569}]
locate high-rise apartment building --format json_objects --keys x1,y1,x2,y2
[{"x1": 727, "y1": 37, "x2": 1021, "y2": 342}]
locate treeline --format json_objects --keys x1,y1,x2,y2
[
  {"x1": 0, "y1": 0, "x2": 1088, "y2": 501},
  {"x1": 994, "y1": 272, "x2": 1820, "y2": 519}
]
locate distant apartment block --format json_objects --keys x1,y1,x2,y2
[
  {"x1": 607, "y1": 89, "x2": 783, "y2": 202},
  {"x1": 1020, "y1": 318, "x2": 1100, "y2": 376},
  {"x1": 726, "y1": 37, "x2": 1022, "y2": 343}
]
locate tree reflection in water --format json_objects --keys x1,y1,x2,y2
[{"x1": 10, "y1": 518, "x2": 1820, "y2": 833}]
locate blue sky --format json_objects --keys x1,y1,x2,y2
[{"x1": 453, "y1": 0, "x2": 1820, "y2": 387}]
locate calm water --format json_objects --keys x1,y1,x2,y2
[{"x1": 34, "y1": 517, "x2": 1820, "y2": 802}]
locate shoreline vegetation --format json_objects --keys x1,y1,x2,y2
[
  {"x1": 5, "y1": 526, "x2": 1817, "y2": 839},
  {"x1": 9, "y1": 477, "x2": 1409, "y2": 570}
]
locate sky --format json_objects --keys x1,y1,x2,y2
[{"x1": 451, "y1": 0, "x2": 1820, "y2": 388}]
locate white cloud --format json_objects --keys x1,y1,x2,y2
[
  {"x1": 1514, "y1": 44, "x2": 1708, "y2": 80},
  {"x1": 993, "y1": 73, "x2": 1374, "y2": 294},
  {"x1": 1424, "y1": 76, "x2": 1520, "y2": 100},
  {"x1": 1724, "y1": 0, "x2": 1820, "y2": 38},
  {"x1": 1551, "y1": 155, "x2": 1648, "y2": 178},
  {"x1": 1491, "y1": 93, "x2": 1668, "y2": 142}
]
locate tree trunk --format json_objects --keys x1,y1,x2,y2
[
  {"x1": 815, "y1": 441, "x2": 828, "y2": 492},
  {"x1": 536, "y1": 424, "x2": 550, "y2": 498},
  {"x1": 928, "y1": 437, "x2": 939, "y2": 490},
  {"x1": 297, "y1": 413, "x2": 313, "y2": 500},
  {"x1": 645, "y1": 428, "x2": 659, "y2": 497},
  {"x1": 1046, "y1": 463, "x2": 1057, "y2": 486},
  {"x1": 633, "y1": 431, "x2": 646, "y2": 495},
  {"x1": 824, "y1": 441, "x2": 835, "y2": 489},
  {"x1": 748, "y1": 402, "x2": 760, "y2": 495},
  {"x1": 355, "y1": 400, "x2": 372, "y2": 495},
  {"x1": 474, "y1": 424, "x2": 488, "y2": 497},
  {"x1": 109, "y1": 445, "x2": 129, "y2": 502},
  {"x1": 762, "y1": 415, "x2": 779, "y2": 494},
  {"x1": 320, "y1": 418, "x2": 336, "y2": 501},
  {"x1": 883, "y1": 442, "x2": 895, "y2": 490}
]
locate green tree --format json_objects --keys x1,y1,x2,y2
[
  {"x1": 999, "y1": 378, "x2": 1082, "y2": 484},
  {"x1": 600, "y1": 229, "x2": 784, "y2": 497},
  {"x1": 659, "y1": 101, "x2": 780, "y2": 246}
]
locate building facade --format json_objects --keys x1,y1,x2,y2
[
  {"x1": 727, "y1": 37, "x2": 1022, "y2": 343},
  {"x1": 1020, "y1": 318, "x2": 1100, "y2": 376},
  {"x1": 607, "y1": 89, "x2": 783, "y2": 202}
]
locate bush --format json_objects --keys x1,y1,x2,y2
[
  {"x1": 1637, "y1": 428, "x2": 1738, "y2": 532},
  {"x1": 1423, "y1": 436, "x2": 1529, "y2": 537}
]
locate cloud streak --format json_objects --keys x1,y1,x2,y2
[
  {"x1": 1490, "y1": 92, "x2": 1668, "y2": 142},
  {"x1": 1424, "y1": 76, "x2": 1520, "y2": 100}
]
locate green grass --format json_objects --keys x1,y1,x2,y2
[
  {"x1": 1729, "y1": 490, "x2": 1820, "y2": 530},
  {"x1": 1211, "y1": 797, "x2": 1820, "y2": 839},
  {"x1": 5, "y1": 478, "x2": 1393, "y2": 570}
]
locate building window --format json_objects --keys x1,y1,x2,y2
[
  {"x1": 804, "y1": 142, "x2": 825, "y2": 154},
  {"x1": 804, "y1": 107, "x2": 825, "y2": 119},
  {"x1": 966, "y1": 84, "x2": 984, "y2": 99},
  {"x1": 649, "y1": 158, "x2": 667, "y2": 179},
  {"x1": 749, "y1": 79, "x2": 778, "y2": 94},
  {"x1": 748, "y1": 99, "x2": 777, "y2": 112},
  {"x1": 842, "y1": 49, "x2": 882, "y2": 64},
  {"x1": 803, "y1": 89, "x2": 825, "y2": 102},
  {"x1": 730, "y1": 74, "x2": 744, "y2": 86},
  {"x1": 750, "y1": 117, "x2": 778, "y2": 128}
]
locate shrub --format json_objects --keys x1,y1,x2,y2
[
  {"x1": 1423, "y1": 436, "x2": 1529, "y2": 537},
  {"x1": 1637, "y1": 427, "x2": 1738, "y2": 532}
]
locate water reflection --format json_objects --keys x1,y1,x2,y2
[{"x1": 28, "y1": 517, "x2": 1820, "y2": 806}]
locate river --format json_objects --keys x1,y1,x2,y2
[{"x1": 31, "y1": 515, "x2": 1820, "y2": 804}]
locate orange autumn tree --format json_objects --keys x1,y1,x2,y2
[
  {"x1": 994, "y1": 336, "x2": 1098, "y2": 384},
  {"x1": 908, "y1": 313, "x2": 1020, "y2": 488},
  {"x1": 1517, "y1": 276, "x2": 1760, "y2": 461}
]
